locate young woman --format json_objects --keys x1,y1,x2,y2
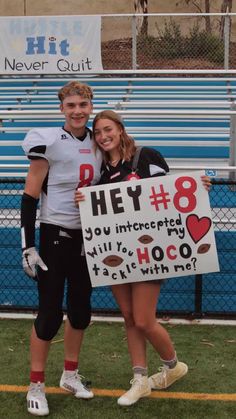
[{"x1": 75, "y1": 110, "x2": 211, "y2": 407}]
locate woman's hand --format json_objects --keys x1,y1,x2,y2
[
  {"x1": 201, "y1": 175, "x2": 211, "y2": 192},
  {"x1": 75, "y1": 189, "x2": 85, "y2": 207}
]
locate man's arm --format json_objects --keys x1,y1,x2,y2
[
  {"x1": 24, "y1": 158, "x2": 49, "y2": 198},
  {"x1": 21, "y1": 159, "x2": 49, "y2": 278}
]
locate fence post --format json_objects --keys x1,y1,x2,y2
[
  {"x1": 194, "y1": 274, "x2": 203, "y2": 318},
  {"x1": 224, "y1": 14, "x2": 230, "y2": 70},
  {"x1": 132, "y1": 15, "x2": 137, "y2": 71},
  {"x1": 229, "y1": 103, "x2": 236, "y2": 183}
]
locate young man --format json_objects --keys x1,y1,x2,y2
[{"x1": 21, "y1": 81, "x2": 102, "y2": 416}]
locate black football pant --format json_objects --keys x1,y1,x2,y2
[{"x1": 34, "y1": 223, "x2": 92, "y2": 341}]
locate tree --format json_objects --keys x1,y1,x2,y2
[
  {"x1": 178, "y1": 0, "x2": 212, "y2": 32},
  {"x1": 179, "y1": 0, "x2": 233, "y2": 36},
  {"x1": 134, "y1": 0, "x2": 148, "y2": 35},
  {"x1": 220, "y1": 0, "x2": 232, "y2": 40}
]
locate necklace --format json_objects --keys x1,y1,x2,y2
[{"x1": 110, "y1": 157, "x2": 120, "y2": 165}]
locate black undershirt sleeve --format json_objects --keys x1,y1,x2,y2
[{"x1": 20, "y1": 193, "x2": 39, "y2": 250}]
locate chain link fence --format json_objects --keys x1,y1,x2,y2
[
  {"x1": 101, "y1": 14, "x2": 236, "y2": 71},
  {"x1": 0, "y1": 177, "x2": 235, "y2": 318}
]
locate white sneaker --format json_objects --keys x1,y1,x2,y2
[
  {"x1": 60, "y1": 370, "x2": 94, "y2": 399},
  {"x1": 117, "y1": 375, "x2": 151, "y2": 406},
  {"x1": 149, "y1": 361, "x2": 188, "y2": 390},
  {"x1": 26, "y1": 382, "x2": 49, "y2": 416}
]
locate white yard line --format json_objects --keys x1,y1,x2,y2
[{"x1": 0, "y1": 312, "x2": 235, "y2": 326}]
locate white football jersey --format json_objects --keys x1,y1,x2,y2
[{"x1": 23, "y1": 127, "x2": 102, "y2": 229}]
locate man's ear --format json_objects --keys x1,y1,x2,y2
[{"x1": 59, "y1": 103, "x2": 63, "y2": 113}]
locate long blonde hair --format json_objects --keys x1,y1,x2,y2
[{"x1": 92, "y1": 110, "x2": 136, "y2": 164}]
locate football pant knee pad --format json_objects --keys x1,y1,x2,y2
[
  {"x1": 34, "y1": 311, "x2": 64, "y2": 341},
  {"x1": 67, "y1": 308, "x2": 91, "y2": 330}
]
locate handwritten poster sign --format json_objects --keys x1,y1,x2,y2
[
  {"x1": 0, "y1": 16, "x2": 103, "y2": 74},
  {"x1": 79, "y1": 171, "x2": 219, "y2": 287}
]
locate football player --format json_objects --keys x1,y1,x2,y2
[{"x1": 21, "y1": 81, "x2": 102, "y2": 416}]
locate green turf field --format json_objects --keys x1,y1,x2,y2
[{"x1": 0, "y1": 319, "x2": 235, "y2": 418}]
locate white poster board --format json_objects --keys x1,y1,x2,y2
[
  {"x1": 0, "y1": 16, "x2": 103, "y2": 74},
  {"x1": 80, "y1": 171, "x2": 219, "y2": 287}
]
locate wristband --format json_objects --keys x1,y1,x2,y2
[{"x1": 21, "y1": 193, "x2": 39, "y2": 250}]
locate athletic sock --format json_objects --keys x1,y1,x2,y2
[
  {"x1": 133, "y1": 366, "x2": 148, "y2": 377},
  {"x1": 64, "y1": 360, "x2": 78, "y2": 371},
  {"x1": 161, "y1": 352, "x2": 178, "y2": 369},
  {"x1": 30, "y1": 371, "x2": 45, "y2": 383}
]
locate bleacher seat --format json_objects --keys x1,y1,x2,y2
[{"x1": 1, "y1": 76, "x2": 236, "y2": 176}]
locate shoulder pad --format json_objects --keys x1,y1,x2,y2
[{"x1": 22, "y1": 128, "x2": 58, "y2": 159}]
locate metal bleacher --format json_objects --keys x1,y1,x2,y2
[
  {"x1": 0, "y1": 75, "x2": 236, "y2": 316},
  {"x1": 1, "y1": 76, "x2": 236, "y2": 177}
]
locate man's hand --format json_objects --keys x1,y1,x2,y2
[{"x1": 22, "y1": 247, "x2": 48, "y2": 279}]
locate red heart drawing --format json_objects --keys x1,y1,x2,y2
[{"x1": 186, "y1": 214, "x2": 212, "y2": 244}]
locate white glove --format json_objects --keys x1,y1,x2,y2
[{"x1": 22, "y1": 247, "x2": 48, "y2": 279}]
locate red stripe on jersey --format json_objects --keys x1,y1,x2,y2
[
  {"x1": 110, "y1": 172, "x2": 121, "y2": 179},
  {"x1": 79, "y1": 149, "x2": 91, "y2": 154}
]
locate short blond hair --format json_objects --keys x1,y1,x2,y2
[{"x1": 58, "y1": 81, "x2": 93, "y2": 102}]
